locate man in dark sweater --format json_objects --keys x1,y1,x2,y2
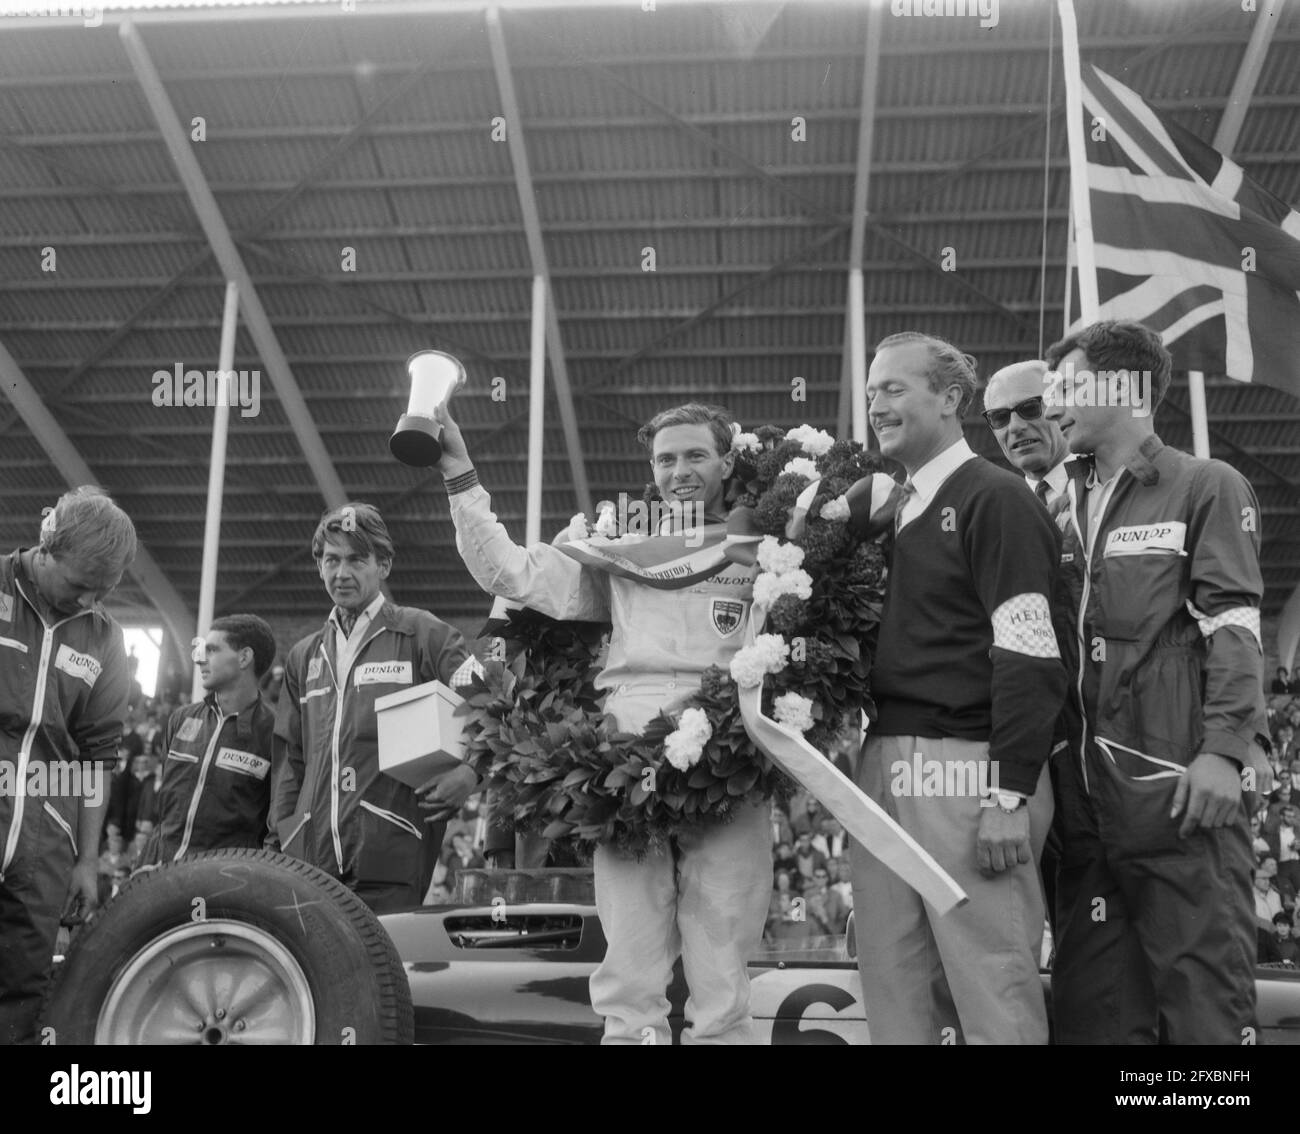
[{"x1": 848, "y1": 332, "x2": 1067, "y2": 1044}]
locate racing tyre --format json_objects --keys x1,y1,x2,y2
[{"x1": 40, "y1": 848, "x2": 413, "y2": 1045}]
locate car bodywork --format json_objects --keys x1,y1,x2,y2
[{"x1": 381, "y1": 900, "x2": 1300, "y2": 1045}]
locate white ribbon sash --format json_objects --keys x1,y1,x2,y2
[{"x1": 737, "y1": 616, "x2": 968, "y2": 915}]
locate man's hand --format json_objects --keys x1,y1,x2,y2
[
  {"x1": 415, "y1": 764, "x2": 478, "y2": 824},
  {"x1": 1172, "y1": 752, "x2": 1242, "y2": 838},
  {"x1": 64, "y1": 860, "x2": 100, "y2": 924},
  {"x1": 976, "y1": 805, "x2": 1032, "y2": 875},
  {"x1": 432, "y1": 403, "x2": 473, "y2": 479}
]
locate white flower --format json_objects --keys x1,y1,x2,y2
[
  {"x1": 732, "y1": 431, "x2": 762, "y2": 454},
  {"x1": 565, "y1": 513, "x2": 590, "y2": 542},
  {"x1": 664, "y1": 707, "x2": 712, "y2": 771},
  {"x1": 728, "y1": 633, "x2": 790, "y2": 688},
  {"x1": 818, "y1": 494, "x2": 851, "y2": 523},
  {"x1": 594, "y1": 503, "x2": 619, "y2": 538},
  {"x1": 756, "y1": 535, "x2": 805, "y2": 576},
  {"x1": 782, "y1": 457, "x2": 820, "y2": 482},
  {"x1": 773, "y1": 692, "x2": 816, "y2": 734},
  {"x1": 752, "y1": 568, "x2": 813, "y2": 610},
  {"x1": 786, "y1": 424, "x2": 835, "y2": 457},
  {"x1": 678, "y1": 706, "x2": 713, "y2": 740}
]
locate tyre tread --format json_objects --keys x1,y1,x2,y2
[{"x1": 42, "y1": 848, "x2": 413, "y2": 1045}]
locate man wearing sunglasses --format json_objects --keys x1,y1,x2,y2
[
  {"x1": 982, "y1": 359, "x2": 1075, "y2": 935},
  {"x1": 982, "y1": 360, "x2": 1072, "y2": 517}
]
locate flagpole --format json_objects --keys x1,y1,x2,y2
[
  {"x1": 193, "y1": 279, "x2": 239, "y2": 702},
  {"x1": 1056, "y1": 0, "x2": 1098, "y2": 322},
  {"x1": 1062, "y1": 192, "x2": 1075, "y2": 337},
  {"x1": 1186, "y1": 372, "x2": 1211, "y2": 458}
]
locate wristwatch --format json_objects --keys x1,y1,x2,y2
[{"x1": 992, "y1": 792, "x2": 1027, "y2": 813}]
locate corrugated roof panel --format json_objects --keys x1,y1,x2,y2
[
  {"x1": 533, "y1": 177, "x2": 713, "y2": 222},
  {"x1": 0, "y1": 25, "x2": 126, "y2": 79},
  {"x1": 415, "y1": 276, "x2": 533, "y2": 317},
  {"x1": 5, "y1": 78, "x2": 145, "y2": 135},
  {"x1": 385, "y1": 69, "x2": 511, "y2": 126},
  {"x1": 1238, "y1": 106, "x2": 1300, "y2": 165},
  {"x1": 383, "y1": 183, "x2": 526, "y2": 226},
  {"x1": 190, "y1": 135, "x2": 351, "y2": 184},
  {"x1": 13, "y1": 238, "x2": 209, "y2": 278},
  {"x1": 0, "y1": 143, "x2": 82, "y2": 191},
  {"x1": 0, "y1": 196, "x2": 100, "y2": 237},
  {"x1": 703, "y1": 117, "x2": 859, "y2": 168},
  {"x1": 712, "y1": 56, "x2": 863, "y2": 115},
  {"x1": 144, "y1": 17, "x2": 351, "y2": 74},
  {"x1": 391, "y1": 231, "x2": 529, "y2": 272},
  {"x1": 367, "y1": 130, "x2": 513, "y2": 178}
]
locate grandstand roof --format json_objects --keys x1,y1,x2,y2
[{"x1": 1, "y1": 0, "x2": 1297, "y2": 649}]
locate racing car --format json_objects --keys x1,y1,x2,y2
[{"x1": 39, "y1": 849, "x2": 1300, "y2": 1044}]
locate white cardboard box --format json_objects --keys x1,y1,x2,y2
[{"x1": 374, "y1": 679, "x2": 467, "y2": 789}]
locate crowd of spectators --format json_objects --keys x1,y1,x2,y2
[
  {"x1": 1254, "y1": 695, "x2": 1300, "y2": 964},
  {"x1": 764, "y1": 792, "x2": 853, "y2": 945}
]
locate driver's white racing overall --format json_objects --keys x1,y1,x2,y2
[{"x1": 448, "y1": 474, "x2": 771, "y2": 1045}]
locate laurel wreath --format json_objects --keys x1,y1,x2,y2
[{"x1": 459, "y1": 428, "x2": 892, "y2": 858}]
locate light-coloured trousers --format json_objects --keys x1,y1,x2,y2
[
  {"x1": 590, "y1": 800, "x2": 772, "y2": 1045},
  {"x1": 850, "y1": 734, "x2": 1053, "y2": 1045}
]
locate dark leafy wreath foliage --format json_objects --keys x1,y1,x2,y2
[{"x1": 458, "y1": 430, "x2": 894, "y2": 857}]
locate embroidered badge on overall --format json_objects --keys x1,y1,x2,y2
[{"x1": 710, "y1": 598, "x2": 747, "y2": 637}]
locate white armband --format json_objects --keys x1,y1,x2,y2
[{"x1": 990, "y1": 593, "x2": 1060, "y2": 659}]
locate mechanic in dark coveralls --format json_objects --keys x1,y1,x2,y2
[
  {"x1": 147, "y1": 614, "x2": 279, "y2": 864},
  {"x1": 0, "y1": 488, "x2": 135, "y2": 1044}
]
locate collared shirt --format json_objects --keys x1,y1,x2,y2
[
  {"x1": 896, "y1": 438, "x2": 978, "y2": 532},
  {"x1": 1083, "y1": 464, "x2": 1123, "y2": 559},
  {"x1": 329, "y1": 591, "x2": 386, "y2": 683},
  {"x1": 1025, "y1": 460, "x2": 1070, "y2": 510}
]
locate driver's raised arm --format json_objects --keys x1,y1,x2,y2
[{"x1": 434, "y1": 403, "x2": 610, "y2": 624}]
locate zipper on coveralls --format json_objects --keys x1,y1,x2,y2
[
  {"x1": 1, "y1": 586, "x2": 88, "y2": 880},
  {"x1": 174, "y1": 703, "x2": 230, "y2": 860},
  {"x1": 315, "y1": 642, "x2": 345, "y2": 873},
  {"x1": 1070, "y1": 472, "x2": 1121, "y2": 797},
  {"x1": 327, "y1": 626, "x2": 388, "y2": 874}
]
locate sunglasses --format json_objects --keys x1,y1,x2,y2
[{"x1": 982, "y1": 396, "x2": 1046, "y2": 430}]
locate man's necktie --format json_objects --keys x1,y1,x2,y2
[
  {"x1": 895, "y1": 479, "x2": 916, "y2": 535},
  {"x1": 337, "y1": 609, "x2": 356, "y2": 639},
  {"x1": 1035, "y1": 479, "x2": 1051, "y2": 507}
]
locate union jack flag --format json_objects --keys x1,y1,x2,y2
[{"x1": 1075, "y1": 65, "x2": 1300, "y2": 400}]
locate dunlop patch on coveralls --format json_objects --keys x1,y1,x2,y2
[
  {"x1": 215, "y1": 747, "x2": 271, "y2": 780},
  {"x1": 354, "y1": 661, "x2": 413, "y2": 687},
  {"x1": 1103, "y1": 521, "x2": 1187, "y2": 557},
  {"x1": 55, "y1": 644, "x2": 102, "y2": 689}
]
